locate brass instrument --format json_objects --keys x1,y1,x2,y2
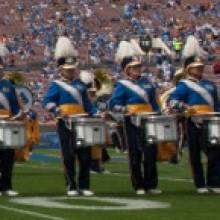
[{"x1": 94, "y1": 69, "x2": 113, "y2": 99}]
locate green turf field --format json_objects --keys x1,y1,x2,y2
[{"x1": 0, "y1": 149, "x2": 220, "y2": 220}]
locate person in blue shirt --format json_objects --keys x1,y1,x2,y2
[
  {"x1": 168, "y1": 56, "x2": 220, "y2": 194},
  {"x1": 43, "y1": 36, "x2": 97, "y2": 197},
  {"x1": 109, "y1": 55, "x2": 161, "y2": 195},
  {"x1": 0, "y1": 62, "x2": 25, "y2": 197}
]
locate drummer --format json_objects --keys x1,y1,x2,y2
[
  {"x1": 0, "y1": 59, "x2": 25, "y2": 196},
  {"x1": 109, "y1": 41, "x2": 161, "y2": 195},
  {"x1": 43, "y1": 36, "x2": 97, "y2": 196},
  {"x1": 168, "y1": 54, "x2": 220, "y2": 194}
]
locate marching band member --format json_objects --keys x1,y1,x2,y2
[
  {"x1": 0, "y1": 60, "x2": 25, "y2": 196},
  {"x1": 79, "y1": 70, "x2": 104, "y2": 173},
  {"x1": 5, "y1": 71, "x2": 39, "y2": 161},
  {"x1": 43, "y1": 36, "x2": 97, "y2": 196},
  {"x1": 79, "y1": 70, "x2": 111, "y2": 173},
  {"x1": 109, "y1": 41, "x2": 161, "y2": 195},
  {"x1": 158, "y1": 68, "x2": 186, "y2": 163},
  {"x1": 168, "y1": 35, "x2": 220, "y2": 194}
]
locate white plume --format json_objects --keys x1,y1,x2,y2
[
  {"x1": 130, "y1": 39, "x2": 145, "y2": 56},
  {"x1": 0, "y1": 44, "x2": 9, "y2": 57},
  {"x1": 182, "y1": 35, "x2": 207, "y2": 58},
  {"x1": 54, "y1": 36, "x2": 78, "y2": 60},
  {"x1": 79, "y1": 70, "x2": 94, "y2": 85},
  {"x1": 152, "y1": 38, "x2": 175, "y2": 57},
  {"x1": 115, "y1": 41, "x2": 140, "y2": 63}
]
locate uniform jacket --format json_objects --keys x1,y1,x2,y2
[
  {"x1": 168, "y1": 78, "x2": 220, "y2": 113},
  {"x1": 0, "y1": 78, "x2": 21, "y2": 116},
  {"x1": 108, "y1": 77, "x2": 160, "y2": 113},
  {"x1": 43, "y1": 78, "x2": 97, "y2": 115}
]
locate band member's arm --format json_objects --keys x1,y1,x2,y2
[
  {"x1": 149, "y1": 86, "x2": 160, "y2": 112},
  {"x1": 9, "y1": 83, "x2": 25, "y2": 119},
  {"x1": 81, "y1": 89, "x2": 98, "y2": 115},
  {"x1": 43, "y1": 82, "x2": 60, "y2": 117},
  {"x1": 168, "y1": 82, "x2": 188, "y2": 111},
  {"x1": 108, "y1": 82, "x2": 127, "y2": 113}
]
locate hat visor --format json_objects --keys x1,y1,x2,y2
[
  {"x1": 61, "y1": 60, "x2": 79, "y2": 69},
  {"x1": 186, "y1": 62, "x2": 204, "y2": 71},
  {"x1": 124, "y1": 61, "x2": 142, "y2": 73},
  {"x1": 61, "y1": 64, "x2": 77, "y2": 69}
]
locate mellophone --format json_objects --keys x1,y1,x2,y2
[{"x1": 0, "y1": 119, "x2": 27, "y2": 149}]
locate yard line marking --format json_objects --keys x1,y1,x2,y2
[
  {"x1": 11, "y1": 196, "x2": 171, "y2": 210},
  {"x1": 0, "y1": 204, "x2": 65, "y2": 220}
]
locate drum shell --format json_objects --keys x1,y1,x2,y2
[
  {"x1": 0, "y1": 121, "x2": 26, "y2": 149},
  {"x1": 71, "y1": 117, "x2": 107, "y2": 147},
  {"x1": 201, "y1": 117, "x2": 220, "y2": 146},
  {"x1": 140, "y1": 115, "x2": 178, "y2": 143}
]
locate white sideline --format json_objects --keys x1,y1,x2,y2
[{"x1": 0, "y1": 204, "x2": 65, "y2": 220}]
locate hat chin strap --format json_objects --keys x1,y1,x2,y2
[{"x1": 187, "y1": 72, "x2": 202, "y2": 81}]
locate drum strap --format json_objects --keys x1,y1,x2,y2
[
  {"x1": 119, "y1": 80, "x2": 149, "y2": 103},
  {"x1": 180, "y1": 79, "x2": 214, "y2": 107},
  {"x1": 0, "y1": 91, "x2": 10, "y2": 112},
  {"x1": 54, "y1": 80, "x2": 83, "y2": 105}
]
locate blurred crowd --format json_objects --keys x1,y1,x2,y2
[{"x1": 0, "y1": 0, "x2": 220, "y2": 121}]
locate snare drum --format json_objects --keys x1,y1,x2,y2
[
  {"x1": 192, "y1": 113, "x2": 220, "y2": 146},
  {"x1": 0, "y1": 120, "x2": 26, "y2": 149},
  {"x1": 69, "y1": 116, "x2": 107, "y2": 147},
  {"x1": 136, "y1": 113, "x2": 178, "y2": 144}
]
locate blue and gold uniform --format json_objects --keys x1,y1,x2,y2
[
  {"x1": 43, "y1": 77, "x2": 97, "y2": 193},
  {"x1": 0, "y1": 78, "x2": 22, "y2": 194},
  {"x1": 109, "y1": 78, "x2": 159, "y2": 113},
  {"x1": 109, "y1": 77, "x2": 160, "y2": 192},
  {"x1": 169, "y1": 77, "x2": 220, "y2": 190},
  {"x1": 169, "y1": 78, "x2": 220, "y2": 113},
  {"x1": 44, "y1": 79, "x2": 97, "y2": 116}
]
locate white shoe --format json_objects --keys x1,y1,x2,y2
[
  {"x1": 197, "y1": 188, "x2": 209, "y2": 194},
  {"x1": 80, "y1": 190, "x2": 94, "y2": 196},
  {"x1": 2, "y1": 190, "x2": 19, "y2": 196},
  {"x1": 209, "y1": 188, "x2": 220, "y2": 194},
  {"x1": 67, "y1": 190, "x2": 79, "y2": 196},
  {"x1": 0, "y1": 192, "x2": 2, "y2": 196},
  {"x1": 147, "y1": 189, "x2": 162, "y2": 195},
  {"x1": 136, "y1": 189, "x2": 145, "y2": 195}
]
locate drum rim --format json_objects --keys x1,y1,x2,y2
[
  {"x1": 192, "y1": 112, "x2": 220, "y2": 117},
  {"x1": 139, "y1": 115, "x2": 177, "y2": 120},
  {"x1": 0, "y1": 120, "x2": 25, "y2": 125},
  {"x1": 70, "y1": 118, "x2": 105, "y2": 123},
  {"x1": 202, "y1": 117, "x2": 220, "y2": 121}
]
